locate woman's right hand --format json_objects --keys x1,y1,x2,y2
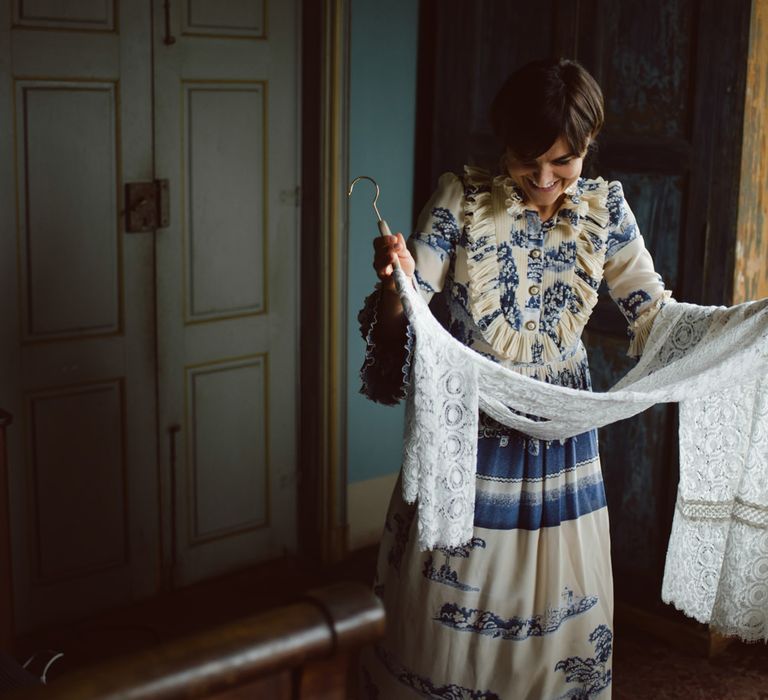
[{"x1": 373, "y1": 233, "x2": 415, "y2": 289}]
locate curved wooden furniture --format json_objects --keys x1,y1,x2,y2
[{"x1": 10, "y1": 581, "x2": 385, "y2": 699}]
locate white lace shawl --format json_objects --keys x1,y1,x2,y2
[{"x1": 395, "y1": 268, "x2": 768, "y2": 642}]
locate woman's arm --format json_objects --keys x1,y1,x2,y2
[
  {"x1": 602, "y1": 182, "x2": 673, "y2": 357},
  {"x1": 370, "y1": 232, "x2": 414, "y2": 346},
  {"x1": 359, "y1": 172, "x2": 465, "y2": 404}
]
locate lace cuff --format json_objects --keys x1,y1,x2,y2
[
  {"x1": 627, "y1": 290, "x2": 673, "y2": 358},
  {"x1": 358, "y1": 286, "x2": 415, "y2": 405}
]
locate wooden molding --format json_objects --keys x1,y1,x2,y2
[
  {"x1": 733, "y1": 0, "x2": 768, "y2": 304},
  {"x1": 298, "y1": 0, "x2": 350, "y2": 565}
]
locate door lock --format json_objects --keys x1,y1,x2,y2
[{"x1": 125, "y1": 179, "x2": 170, "y2": 232}]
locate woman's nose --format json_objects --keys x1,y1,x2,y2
[{"x1": 536, "y1": 164, "x2": 552, "y2": 183}]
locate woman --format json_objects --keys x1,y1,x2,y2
[{"x1": 358, "y1": 58, "x2": 670, "y2": 699}]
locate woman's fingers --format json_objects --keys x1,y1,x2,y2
[
  {"x1": 373, "y1": 235, "x2": 401, "y2": 254},
  {"x1": 372, "y1": 232, "x2": 414, "y2": 279},
  {"x1": 377, "y1": 257, "x2": 396, "y2": 280},
  {"x1": 373, "y1": 235, "x2": 399, "y2": 271}
]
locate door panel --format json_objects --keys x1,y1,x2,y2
[
  {"x1": 17, "y1": 81, "x2": 120, "y2": 339},
  {"x1": 183, "y1": 0, "x2": 265, "y2": 38},
  {"x1": 183, "y1": 82, "x2": 266, "y2": 320},
  {"x1": 13, "y1": 0, "x2": 116, "y2": 30},
  {"x1": 154, "y1": 0, "x2": 298, "y2": 586},
  {"x1": 0, "y1": 0, "x2": 158, "y2": 632},
  {"x1": 186, "y1": 356, "x2": 269, "y2": 543},
  {"x1": 599, "y1": 1, "x2": 694, "y2": 140},
  {"x1": 27, "y1": 381, "x2": 128, "y2": 581}
]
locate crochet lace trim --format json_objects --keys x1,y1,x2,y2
[
  {"x1": 462, "y1": 166, "x2": 610, "y2": 363},
  {"x1": 628, "y1": 290, "x2": 674, "y2": 357}
]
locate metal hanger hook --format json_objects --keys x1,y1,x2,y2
[{"x1": 348, "y1": 175, "x2": 383, "y2": 222}]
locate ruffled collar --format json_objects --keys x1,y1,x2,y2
[{"x1": 461, "y1": 166, "x2": 610, "y2": 363}]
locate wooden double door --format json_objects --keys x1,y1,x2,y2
[{"x1": 0, "y1": 0, "x2": 300, "y2": 633}]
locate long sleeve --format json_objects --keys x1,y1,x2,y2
[
  {"x1": 359, "y1": 172, "x2": 465, "y2": 404},
  {"x1": 407, "y1": 172, "x2": 465, "y2": 301},
  {"x1": 602, "y1": 181, "x2": 673, "y2": 357}
]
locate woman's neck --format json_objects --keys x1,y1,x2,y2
[{"x1": 530, "y1": 196, "x2": 564, "y2": 222}]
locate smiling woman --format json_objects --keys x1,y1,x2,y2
[
  {"x1": 492, "y1": 59, "x2": 604, "y2": 222},
  {"x1": 356, "y1": 57, "x2": 673, "y2": 699},
  {"x1": 503, "y1": 136, "x2": 587, "y2": 221}
]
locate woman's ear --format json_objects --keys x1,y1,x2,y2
[{"x1": 582, "y1": 138, "x2": 600, "y2": 177}]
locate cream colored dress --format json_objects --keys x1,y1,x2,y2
[{"x1": 357, "y1": 167, "x2": 670, "y2": 699}]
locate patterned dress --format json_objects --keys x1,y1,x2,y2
[{"x1": 357, "y1": 167, "x2": 671, "y2": 699}]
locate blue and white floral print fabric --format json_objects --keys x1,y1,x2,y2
[
  {"x1": 407, "y1": 167, "x2": 671, "y2": 364},
  {"x1": 356, "y1": 167, "x2": 671, "y2": 700},
  {"x1": 358, "y1": 167, "x2": 671, "y2": 406}
]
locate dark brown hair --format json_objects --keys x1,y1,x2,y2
[{"x1": 490, "y1": 58, "x2": 604, "y2": 161}]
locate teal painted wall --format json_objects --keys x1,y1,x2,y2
[{"x1": 346, "y1": 0, "x2": 418, "y2": 483}]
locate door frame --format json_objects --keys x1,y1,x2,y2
[{"x1": 298, "y1": 0, "x2": 351, "y2": 564}]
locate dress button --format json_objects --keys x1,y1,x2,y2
[
  {"x1": 529, "y1": 285, "x2": 540, "y2": 295},
  {"x1": 525, "y1": 320, "x2": 537, "y2": 331},
  {"x1": 530, "y1": 249, "x2": 542, "y2": 259}
]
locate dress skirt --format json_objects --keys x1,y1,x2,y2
[{"x1": 359, "y1": 427, "x2": 614, "y2": 700}]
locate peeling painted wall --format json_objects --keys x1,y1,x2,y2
[{"x1": 733, "y1": 0, "x2": 768, "y2": 304}]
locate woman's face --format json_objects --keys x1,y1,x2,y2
[{"x1": 504, "y1": 135, "x2": 586, "y2": 219}]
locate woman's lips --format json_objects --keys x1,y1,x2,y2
[{"x1": 527, "y1": 178, "x2": 559, "y2": 192}]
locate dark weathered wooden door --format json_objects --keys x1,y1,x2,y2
[{"x1": 418, "y1": 0, "x2": 752, "y2": 611}]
